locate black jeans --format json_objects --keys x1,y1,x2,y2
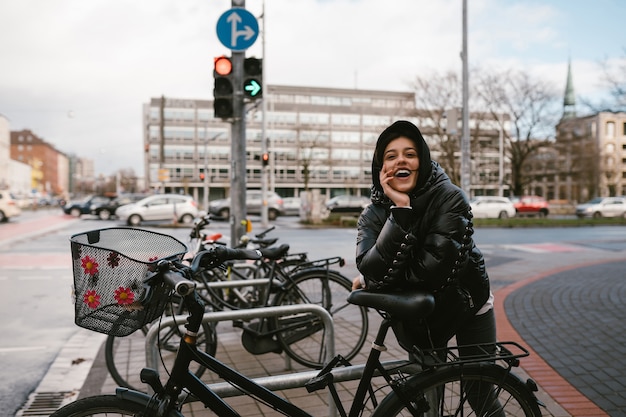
[
  {"x1": 419, "y1": 309, "x2": 504, "y2": 417},
  {"x1": 457, "y1": 309, "x2": 504, "y2": 417}
]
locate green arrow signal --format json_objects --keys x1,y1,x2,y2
[{"x1": 244, "y1": 79, "x2": 262, "y2": 97}]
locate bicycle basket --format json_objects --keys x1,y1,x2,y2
[{"x1": 70, "y1": 227, "x2": 188, "y2": 337}]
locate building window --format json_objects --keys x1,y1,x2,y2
[{"x1": 606, "y1": 121, "x2": 615, "y2": 138}]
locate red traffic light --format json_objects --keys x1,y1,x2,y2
[
  {"x1": 214, "y1": 56, "x2": 232, "y2": 76},
  {"x1": 262, "y1": 152, "x2": 269, "y2": 167},
  {"x1": 199, "y1": 173, "x2": 205, "y2": 180}
]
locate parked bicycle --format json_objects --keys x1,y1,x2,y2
[
  {"x1": 186, "y1": 215, "x2": 368, "y2": 368},
  {"x1": 54, "y1": 228, "x2": 544, "y2": 417},
  {"x1": 100, "y1": 225, "x2": 368, "y2": 391}
]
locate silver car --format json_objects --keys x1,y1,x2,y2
[
  {"x1": 209, "y1": 190, "x2": 285, "y2": 220},
  {"x1": 575, "y1": 197, "x2": 626, "y2": 218},
  {"x1": 116, "y1": 194, "x2": 199, "y2": 226}
]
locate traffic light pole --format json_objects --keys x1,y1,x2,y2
[
  {"x1": 231, "y1": 50, "x2": 247, "y2": 247},
  {"x1": 260, "y1": 3, "x2": 269, "y2": 227}
]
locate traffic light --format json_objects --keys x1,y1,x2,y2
[
  {"x1": 243, "y1": 57, "x2": 263, "y2": 99},
  {"x1": 213, "y1": 56, "x2": 234, "y2": 118},
  {"x1": 261, "y1": 152, "x2": 269, "y2": 167},
  {"x1": 199, "y1": 172, "x2": 205, "y2": 181}
]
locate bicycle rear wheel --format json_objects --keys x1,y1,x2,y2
[
  {"x1": 49, "y1": 395, "x2": 175, "y2": 417},
  {"x1": 371, "y1": 363, "x2": 542, "y2": 417},
  {"x1": 105, "y1": 318, "x2": 217, "y2": 392},
  {"x1": 270, "y1": 269, "x2": 369, "y2": 368}
]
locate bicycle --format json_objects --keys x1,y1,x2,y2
[
  {"x1": 57, "y1": 228, "x2": 543, "y2": 417},
  {"x1": 186, "y1": 216, "x2": 369, "y2": 368},
  {"x1": 101, "y1": 226, "x2": 368, "y2": 391}
]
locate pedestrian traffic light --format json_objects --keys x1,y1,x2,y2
[
  {"x1": 213, "y1": 56, "x2": 234, "y2": 119},
  {"x1": 261, "y1": 152, "x2": 269, "y2": 167},
  {"x1": 243, "y1": 57, "x2": 263, "y2": 99}
]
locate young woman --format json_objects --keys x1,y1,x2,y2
[{"x1": 352, "y1": 119, "x2": 495, "y2": 353}]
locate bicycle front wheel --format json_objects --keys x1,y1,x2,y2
[
  {"x1": 271, "y1": 269, "x2": 369, "y2": 368},
  {"x1": 49, "y1": 394, "x2": 178, "y2": 417},
  {"x1": 371, "y1": 363, "x2": 542, "y2": 417}
]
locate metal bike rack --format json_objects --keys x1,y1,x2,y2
[
  {"x1": 145, "y1": 304, "x2": 337, "y2": 415},
  {"x1": 144, "y1": 306, "x2": 417, "y2": 417},
  {"x1": 144, "y1": 304, "x2": 335, "y2": 372}
]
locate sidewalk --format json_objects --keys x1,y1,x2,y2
[{"x1": 15, "y1": 215, "x2": 626, "y2": 416}]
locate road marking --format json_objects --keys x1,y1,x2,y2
[{"x1": 0, "y1": 346, "x2": 48, "y2": 353}]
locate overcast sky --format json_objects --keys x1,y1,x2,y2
[{"x1": 1, "y1": 0, "x2": 624, "y2": 176}]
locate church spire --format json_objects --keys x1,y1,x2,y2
[{"x1": 562, "y1": 57, "x2": 576, "y2": 119}]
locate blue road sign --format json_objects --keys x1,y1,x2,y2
[{"x1": 216, "y1": 8, "x2": 259, "y2": 52}]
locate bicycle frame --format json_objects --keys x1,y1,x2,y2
[{"x1": 139, "y1": 295, "x2": 413, "y2": 417}]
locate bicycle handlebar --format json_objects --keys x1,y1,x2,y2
[
  {"x1": 160, "y1": 265, "x2": 197, "y2": 297},
  {"x1": 159, "y1": 245, "x2": 264, "y2": 295},
  {"x1": 255, "y1": 225, "x2": 276, "y2": 239}
]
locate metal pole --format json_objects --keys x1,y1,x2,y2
[
  {"x1": 230, "y1": 0, "x2": 247, "y2": 247},
  {"x1": 203, "y1": 124, "x2": 209, "y2": 211},
  {"x1": 260, "y1": 1, "x2": 269, "y2": 227},
  {"x1": 498, "y1": 113, "x2": 504, "y2": 196},
  {"x1": 461, "y1": 0, "x2": 471, "y2": 195}
]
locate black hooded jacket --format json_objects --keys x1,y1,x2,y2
[{"x1": 356, "y1": 121, "x2": 490, "y2": 344}]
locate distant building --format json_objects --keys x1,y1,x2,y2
[
  {"x1": 0, "y1": 114, "x2": 10, "y2": 190},
  {"x1": 523, "y1": 60, "x2": 626, "y2": 202},
  {"x1": 143, "y1": 86, "x2": 509, "y2": 205},
  {"x1": 10, "y1": 129, "x2": 69, "y2": 196}
]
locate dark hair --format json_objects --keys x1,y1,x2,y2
[{"x1": 371, "y1": 120, "x2": 433, "y2": 193}]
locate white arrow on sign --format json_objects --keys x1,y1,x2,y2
[{"x1": 227, "y1": 12, "x2": 256, "y2": 47}]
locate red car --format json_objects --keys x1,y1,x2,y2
[{"x1": 511, "y1": 196, "x2": 550, "y2": 217}]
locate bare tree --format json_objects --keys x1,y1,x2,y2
[
  {"x1": 297, "y1": 129, "x2": 329, "y2": 191},
  {"x1": 474, "y1": 68, "x2": 561, "y2": 196},
  {"x1": 600, "y1": 49, "x2": 626, "y2": 110},
  {"x1": 410, "y1": 71, "x2": 462, "y2": 184}
]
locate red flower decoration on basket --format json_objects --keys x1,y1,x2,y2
[
  {"x1": 83, "y1": 290, "x2": 101, "y2": 309},
  {"x1": 114, "y1": 287, "x2": 135, "y2": 305},
  {"x1": 81, "y1": 256, "x2": 99, "y2": 276}
]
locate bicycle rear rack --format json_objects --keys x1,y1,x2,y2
[
  {"x1": 290, "y1": 256, "x2": 346, "y2": 272},
  {"x1": 412, "y1": 341, "x2": 530, "y2": 369}
]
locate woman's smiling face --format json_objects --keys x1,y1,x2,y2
[{"x1": 382, "y1": 136, "x2": 419, "y2": 193}]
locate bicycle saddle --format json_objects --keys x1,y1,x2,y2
[
  {"x1": 259, "y1": 243, "x2": 290, "y2": 260},
  {"x1": 347, "y1": 289, "x2": 435, "y2": 320},
  {"x1": 250, "y1": 237, "x2": 279, "y2": 247}
]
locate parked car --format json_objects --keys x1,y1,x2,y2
[
  {"x1": 116, "y1": 194, "x2": 199, "y2": 226},
  {"x1": 469, "y1": 196, "x2": 516, "y2": 219},
  {"x1": 208, "y1": 190, "x2": 285, "y2": 220},
  {"x1": 510, "y1": 195, "x2": 550, "y2": 217},
  {"x1": 575, "y1": 197, "x2": 626, "y2": 218},
  {"x1": 90, "y1": 193, "x2": 150, "y2": 220},
  {"x1": 62, "y1": 195, "x2": 116, "y2": 217},
  {"x1": 0, "y1": 190, "x2": 22, "y2": 222},
  {"x1": 282, "y1": 197, "x2": 302, "y2": 216},
  {"x1": 325, "y1": 195, "x2": 370, "y2": 214}
]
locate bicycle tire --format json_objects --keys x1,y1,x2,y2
[
  {"x1": 49, "y1": 394, "x2": 179, "y2": 417},
  {"x1": 370, "y1": 363, "x2": 542, "y2": 417},
  {"x1": 105, "y1": 319, "x2": 217, "y2": 392},
  {"x1": 270, "y1": 269, "x2": 369, "y2": 368}
]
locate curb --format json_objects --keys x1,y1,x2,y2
[{"x1": 16, "y1": 330, "x2": 106, "y2": 416}]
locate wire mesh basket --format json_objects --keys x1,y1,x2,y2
[{"x1": 70, "y1": 227, "x2": 188, "y2": 337}]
